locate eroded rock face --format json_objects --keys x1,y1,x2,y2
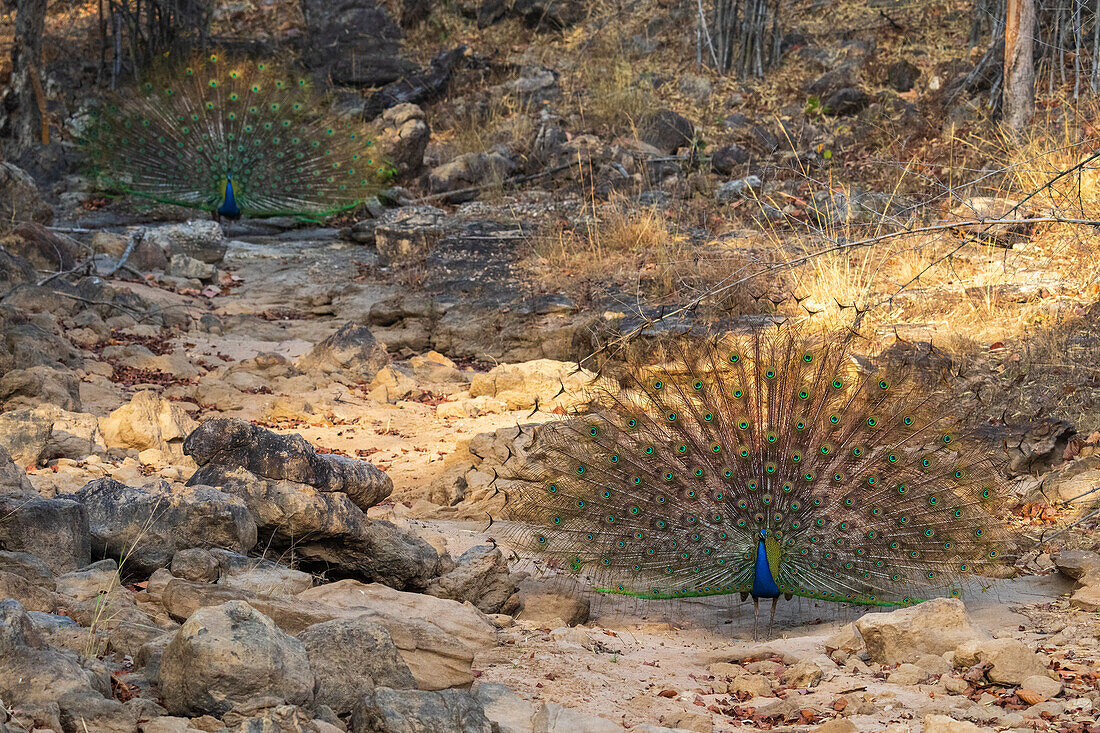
[
  {"x1": 424, "y1": 544, "x2": 516, "y2": 614},
  {"x1": 298, "y1": 617, "x2": 417, "y2": 715},
  {"x1": 75, "y1": 478, "x2": 258, "y2": 575},
  {"x1": 300, "y1": 0, "x2": 417, "y2": 86},
  {"x1": 0, "y1": 444, "x2": 33, "y2": 493},
  {"x1": 158, "y1": 601, "x2": 314, "y2": 717},
  {"x1": 294, "y1": 322, "x2": 391, "y2": 380},
  {"x1": 184, "y1": 417, "x2": 393, "y2": 511},
  {"x1": 142, "y1": 220, "x2": 227, "y2": 264},
  {"x1": 0, "y1": 162, "x2": 53, "y2": 225}
]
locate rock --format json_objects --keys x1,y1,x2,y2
[
  {"x1": 158, "y1": 601, "x2": 313, "y2": 716},
  {"x1": 886, "y1": 662, "x2": 928, "y2": 686},
  {"x1": 468, "y1": 360, "x2": 599, "y2": 410},
  {"x1": 165, "y1": 253, "x2": 216, "y2": 281},
  {"x1": 184, "y1": 418, "x2": 393, "y2": 511},
  {"x1": 99, "y1": 391, "x2": 197, "y2": 456},
  {"x1": 813, "y1": 721, "x2": 857, "y2": 733},
  {"x1": 428, "y1": 152, "x2": 516, "y2": 202},
  {"x1": 55, "y1": 559, "x2": 119, "y2": 601},
  {"x1": 726, "y1": 674, "x2": 772, "y2": 698},
  {"x1": 0, "y1": 493, "x2": 90, "y2": 573},
  {"x1": 948, "y1": 197, "x2": 1034, "y2": 243},
  {"x1": 300, "y1": 580, "x2": 497, "y2": 690},
  {"x1": 953, "y1": 638, "x2": 1047, "y2": 685},
  {"x1": 0, "y1": 365, "x2": 82, "y2": 411},
  {"x1": 170, "y1": 548, "x2": 220, "y2": 583},
  {"x1": 0, "y1": 569, "x2": 56, "y2": 612},
  {"x1": 57, "y1": 693, "x2": 139, "y2": 733},
  {"x1": 298, "y1": 617, "x2": 416, "y2": 715},
  {"x1": 716, "y1": 175, "x2": 762, "y2": 203},
  {"x1": 511, "y1": 0, "x2": 583, "y2": 30},
  {"x1": 424, "y1": 544, "x2": 516, "y2": 613},
  {"x1": 0, "y1": 599, "x2": 101, "y2": 712},
  {"x1": 886, "y1": 59, "x2": 920, "y2": 91},
  {"x1": 0, "y1": 549, "x2": 54, "y2": 588},
  {"x1": 378, "y1": 104, "x2": 431, "y2": 179},
  {"x1": 1019, "y1": 674, "x2": 1061, "y2": 701},
  {"x1": 710, "y1": 144, "x2": 749, "y2": 175},
  {"x1": 0, "y1": 444, "x2": 33, "y2": 493},
  {"x1": 143, "y1": 221, "x2": 226, "y2": 264},
  {"x1": 295, "y1": 322, "x2": 391, "y2": 379},
  {"x1": 3, "y1": 223, "x2": 74, "y2": 272},
  {"x1": 130, "y1": 234, "x2": 170, "y2": 272},
  {"x1": 822, "y1": 87, "x2": 870, "y2": 115},
  {"x1": 211, "y1": 549, "x2": 313, "y2": 596},
  {"x1": 639, "y1": 109, "x2": 694, "y2": 154},
  {"x1": 1069, "y1": 583, "x2": 1100, "y2": 611},
  {"x1": 75, "y1": 478, "x2": 258, "y2": 575},
  {"x1": 1052, "y1": 550, "x2": 1100, "y2": 582},
  {"x1": 783, "y1": 657, "x2": 826, "y2": 687},
  {"x1": 160, "y1": 579, "x2": 338, "y2": 633},
  {"x1": 186, "y1": 465, "x2": 435, "y2": 590},
  {"x1": 922, "y1": 714, "x2": 993, "y2": 732},
  {"x1": 502, "y1": 578, "x2": 590, "y2": 627},
  {"x1": 351, "y1": 687, "x2": 492, "y2": 733},
  {"x1": 677, "y1": 73, "x2": 712, "y2": 103},
  {"x1": 300, "y1": 0, "x2": 417, "y2": 87},
  {"x1": 0, "y1": 404, "x2": 106, "y2": 467},
  {"x1": 811, "y1": 188, "x2": 905, "y2": 226},
  {"x1": 855, "y1": 598, "x2": 982, "y2": 665},
  {"x1": 0, "y1": 162, "x2": 53, "y2": 225}
]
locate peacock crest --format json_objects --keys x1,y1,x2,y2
[
  {"x1": 80, "y1": 53, "x2": 383, "y2": 219},
  {"x1": 504, "y1": 326, "x2": 1018, "y2": 608}
]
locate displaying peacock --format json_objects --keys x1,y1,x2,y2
[
  {"x1": 80, "y1": 54, "x2": 383, "y2": 220},
  {"x1": 505, "y1": 326, "x2": 1018, "y2": 623}
]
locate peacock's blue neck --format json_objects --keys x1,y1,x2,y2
[
  {"x1": 218, "y1": 176, "x2": 242, "y2": 219},
  {"x1": 750, "y1": 530, "x2": 780, "y2": 599}
]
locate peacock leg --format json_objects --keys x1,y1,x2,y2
[
  {"x1": 752, "y1": 597, "x2": 760, "y2": 641},
  {"x1": 768, "y1": 597, "x2": 778, "y2": 636}
]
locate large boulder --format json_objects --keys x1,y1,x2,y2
[
  {"x1": 184, "y1": 417, "x2": 393, "y2": 510},
  {"x1": 855, "y1": 598, "x2": 984, "y2": 665},
  {"x1": 75, "y1": 478, "x2": 258, "y2": 575},
  {"x1": 99, "y1": 390, "x2": 197, "y2": 456},
  {"x1": 300, "y1": 0, "x2": 417, "y2": 86},
  {"x1": 0, "y1": 599, "x2": 102, "y2": 713},
  {"x1": 351, "y1": 687, "x2": 493, "y2": 733},
  {"x1": 300, "y1": 580, "x2": 497, "y2": 690},
  {"x1": 424, "y1": 544, "x2": 515, "y2": 614},
  {"x1": 0, "y1": 444, "x2": 33, "y2": 493},
  {"x1": 0, "y1": 493, "x2": 90, "y2": 574},
  {"x1": 638, "y1": 109, "x2": 694, "y2": 154},
  {"x1": 0, "y1": 162, "x2": 53, "y2": 225},
  {"x1": 378, "y1": 103, "x2": 431, "y2": 179},
  {"x1": 0, "y1": 365, "x2": 82, "y2": 411},
  {"x1": 0, "y1": 404, "x2": 106, "y2": 467},
  {"x1": 158, "y1": 601, "x2": 314, "y2": 716},
  {"x1": 953, "y1": 638, "x2": 1048, "y2": 685},
  {"x1": 187, "y1": 464, "x2": 436, "y2": 590},
  {"x1": 2, "y1": 223, "x2": 75, "y2": 271},
  {"x1": 294, "y1": 322, "x2": 391, "y2": 379},
  {"x1": 142, "y1": 220, "x2": 226, "y2": 264},
  {"x1": 298, "y1": 617, "x2": 416, "y2": 715}
]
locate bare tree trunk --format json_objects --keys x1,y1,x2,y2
[
  {"x1": 5, "y1": 0, "x2": 49, "y2": 154},
  {"x1": 1003, "y1": 0, "x2": 1036, "y2": 133}
]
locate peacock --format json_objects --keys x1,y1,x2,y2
[
  {"x1": 504, "y1": 325, "x2": 1018, "y2": 625},
  {"x1": 80, "y1": 54, "x2": 383, "y2": 220}
]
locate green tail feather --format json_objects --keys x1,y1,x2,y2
[
  {"x1": 504, "y1": 326, "x2": 1018, "y2": 607},
  {"x1": 79, "y1": 53, "x2": 384, "y2": 219}
]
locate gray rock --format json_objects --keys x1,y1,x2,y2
[
  {"x1": 855, "y1": 598, "x2": 983, "y2": 666},
  {"x1": 4, "y1": 223, "x2": 73, "y2": 271},
  {"x1": 143, "y1": 220, "x2": 227, "y2": 264},
  {"x1": 639, "y1": 109, "x2": 694, "y2": 154},
  {"x1": 501, "y1": 578, "x2": 589, "y2": 627},
  {"x1": 1053, "y1": 549, "x2": 1100, "y2": 582},
  {"x1": 165, "y1": 253, "x2": 216, "y2": 282},
  {"x1": 428, "y1": 153, "x2": 516, "y2": 202},
  {"x1": 295, "y1": 322, "x2": 392, "y2": 379},
  {"x1": 57, "y1": 692, "x2": 138, "y2": 733},
  {"x1": 210, "y1": 549, "x2": 313, "y2": 596},
  {"x1": 0, "y1": 445, "x2": 33, "y2": 494},
  {"x1": 0, "y1": 550, "x2": 55, "y2": 588},
  {"x1": 300, "y1": 0, "x2": 417, "y2": 86},
  {"x1": 75, "y1": 478, "x2": 258, "y2": 575},
  {"x1": 512, "y1": 0, "x2": 584, "y2": 30},
  {"x1": 886, "y1": 59, "x2": 920, "y2": 92},
  {"x1": 424, "y1": 544, "x2": 516, "y2": 614},
  {"x1": 298, "y1": 617, "x2": 416, "y2": 715},
  {"x1": 710, "y1": 143, "x2": 749, "y2": 175},
  {"x1": 379, "y1": 103, "x2": 431, "y2": 179},
  {"x1": 351, "y1": 687, "x2": 493, "y2": 733},
  {"x1": 0, "y1": 162, "x2": 53, "y2": 225},
  {"x1": 184, "y1": 417, "x2": 393, "y2": 511},
  {"x1": 953, "y1": 638, "x2": 1047, "y2": 686},
  {"x1": 716, "y1": 175, "x2": 762, "y2": 203},
  {"x1": 0, "y1": 599, "x2": 102, "y2": 711},
  {"x1": 170, "y1": 547, "x2": 220, "y2": 583},
  {"x1": 0, "y1": 493, "x2": 90, "y2": 574},
  {"x1": 187, "y1": 465, "x2": 438, "y2": 590},
  {"x1": 158, "y1": 601, "x2": 314, "y2": 716},
  {"x1": 0, "y1": 365, "x2": 82, "y2": 411}
]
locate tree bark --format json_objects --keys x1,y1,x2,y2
[
  {"x1": 5, "y1": 0, "x2": 49, "y2": 154},
  {"x1": 1002, "y1": 0, "x2": 1035, "y2": 133}
]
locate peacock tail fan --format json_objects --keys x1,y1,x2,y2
[
  {"x1": 79, "y1": 53, "x2": 384, "y2": 219},
  {"x1": 502, "y1": 324, "x2": 1018, "y2": 608}
]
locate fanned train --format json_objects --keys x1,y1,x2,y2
[
  {"x1": 80, "y1": 53, "x2": 383, "y2": 219},
  {"x1": 505, "y1": 326, "x2": 1017, "y2": 608}
]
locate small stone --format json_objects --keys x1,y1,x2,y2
[
  {"x1": 922, "y1": 714, "x2": 992, "y2": 732},
  {"x1": 1018, "y1": 674, "x2": 1061, "y2": 701},
  {"x1": 887, "y1": 663, "x2": 928, "y2": 686}
]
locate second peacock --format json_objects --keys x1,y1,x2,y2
[
  {"x1": 505, "y1": 326, "x2": 1018, "y2": 618},
  {"x1": 80, "y1": 54, "x2": 383, "y2": 220}
]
